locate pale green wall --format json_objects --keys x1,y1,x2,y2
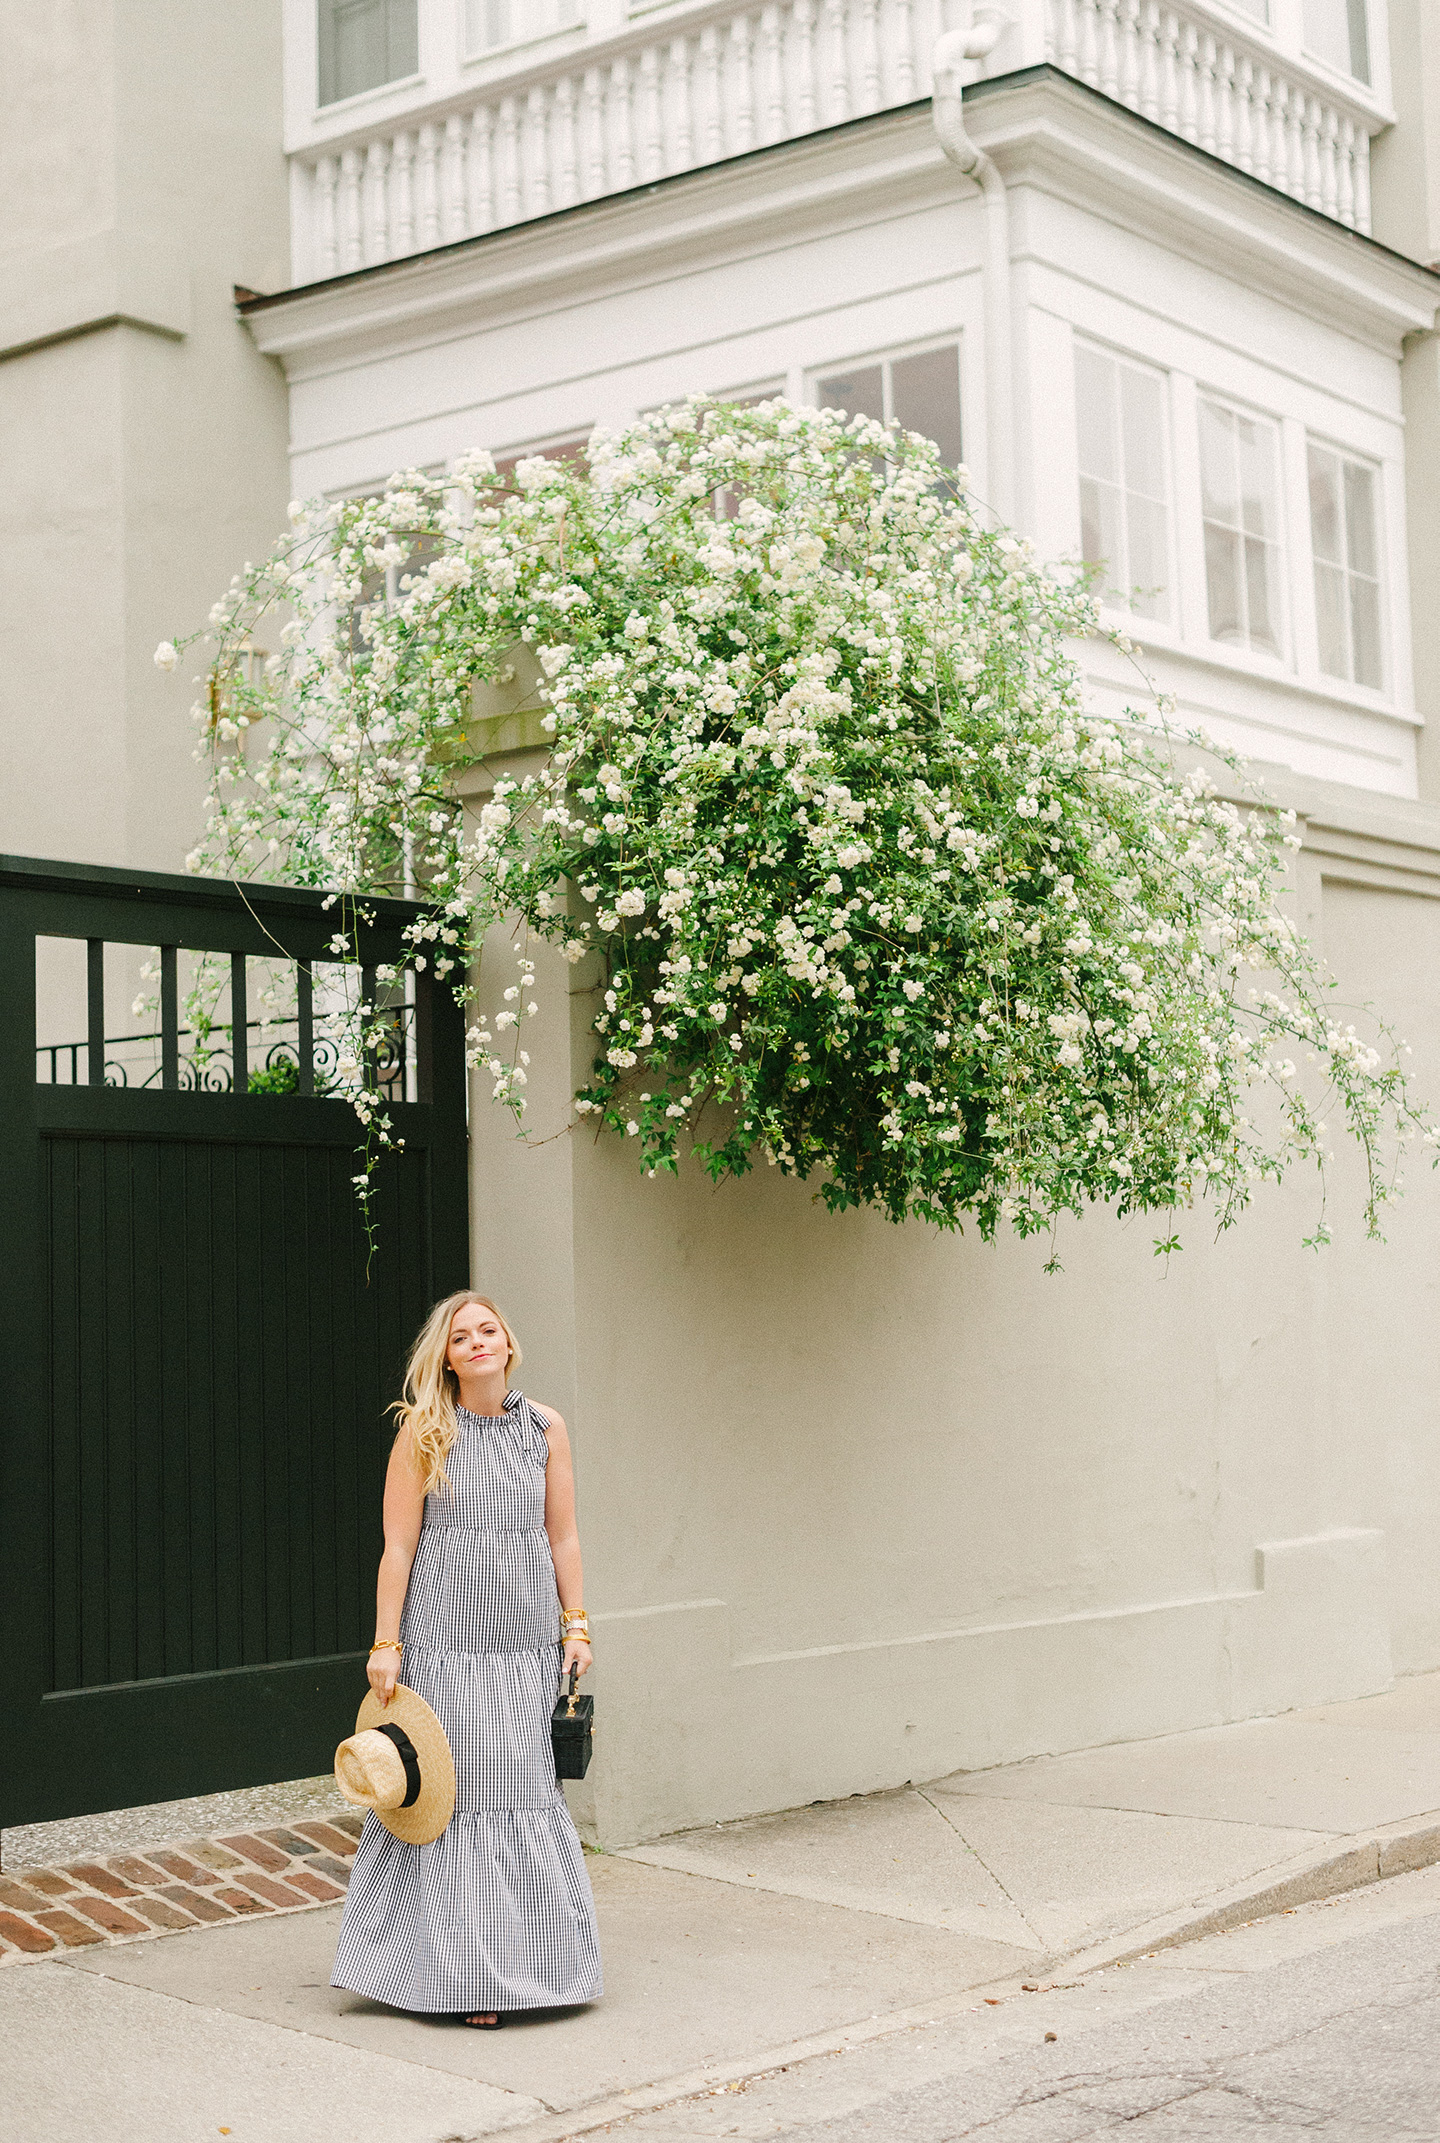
[
  {"x1": 1369, "y1": 0, "x2": 1440, "y2": 805},
  {"x1": 466, "y1": 762, "x2": 1440, "y2": 1846},
  {"x1": 0, "y1": 0, "x2": 291, "y2": 873}
]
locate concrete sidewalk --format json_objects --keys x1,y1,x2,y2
[{"x1": 6, "y1": 1672, "x2": 1440, "y2": 2142}]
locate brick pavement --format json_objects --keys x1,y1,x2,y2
[{"x1": 0, "y1": 1813, "x2": 361, "y2": 1963}]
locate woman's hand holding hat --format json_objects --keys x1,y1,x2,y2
[{"x1": 368, "y1": 1638, "x2": 403, "y2": 1709}]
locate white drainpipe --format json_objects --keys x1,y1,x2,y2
[{"x1": 932, "y1": 14, "x2": 1014, "y2": 525}]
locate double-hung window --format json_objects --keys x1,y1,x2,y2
[
  {"x1": 1308, "y1": 443, "x2": 1383, "y2": 689},
  {"x1": 1074, "y1": 343, "x2": 1170, "y2": 622},
  {"x1": 1198, "y1": 398, "x2": 1285, "y2": 658},
  {"x1": 815, "y1": 343, "x2": 963, "y2": 470},
  {"x1": 318, "y1": 0, "x2": 418, "y2": 106}
]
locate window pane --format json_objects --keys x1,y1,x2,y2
[
  {"x1": 1080, "y1": 478, "x2": 1125, "y2": 601},
  {"x1": 1308, "y1": 446, "x2": 1343, "y2": 566},
  {"x1": 890, "y1": 347, "x2": 962, "y2": 468},
  {"x1": 1314, "y1": 560, "x2": 1349, "y2": 678},
  {"x1": 1127, "y1": 496, "x2": 1169, "y2": 620},
  {"x1": 319, "y1": 0, "x2": 417, "y2": 105},
  {"x1": 1343, "y1": 459, "x2": 1378, "y2": 577},
  {"x1": 1199, "y1": 401, "x2": 1237, "y2": 525},
  {"x1": 1350, "y1": 575, "x2": 1382, "y2": 688},
  {"x1": 1303, "y1": 0, "x2": 1369, "y2": 81},
  {"x1": 1245, "y1": 537, "x2": 1281, "y2": 656},
  {"x1": 1075, "y1": 348, "x2": 1118, "y2": 484},
  {"x1": 1237, "y1": 415, "x2": 1277, "y2": 540},
  {"x1": 1205, "y1": 522, "x2": 1244, "y2": 643},
  {"x1": 1120, "y1": 368, "x2": 1165, "y2": 503},
  {"x1": 818, "y1": 365, "x2": 885, "y2": 426}
]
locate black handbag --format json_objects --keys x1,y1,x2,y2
[{"x1": 551, "y1": 1661, "x2": 594, "y2": 1779}]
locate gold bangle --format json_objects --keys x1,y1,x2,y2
[{"x1": 370, "y1": 1639, "x2": 403, "y2": 1655}]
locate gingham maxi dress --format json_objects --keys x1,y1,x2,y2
[{"x1": 330, "y1": 1392, "x2": 602, "y2": 2014}]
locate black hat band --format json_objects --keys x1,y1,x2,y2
[{"x1": 372, "y1": 1720, "x2": 422, "y2": 1808}]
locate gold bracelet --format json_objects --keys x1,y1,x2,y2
[{"x1": 370, "y1": 1639, "x2": 403, "y2": 1655}]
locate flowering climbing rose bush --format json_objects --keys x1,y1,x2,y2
[{"x1": 182, "y1": 396, "x2": 1425, "y2": 1243}]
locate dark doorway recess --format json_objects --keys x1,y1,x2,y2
[{"x1": 1, "y1": 856, "x2": 469, "y2": 1827}]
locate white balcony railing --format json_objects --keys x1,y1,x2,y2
[
  {"x1": 286, "y1": 0, "x2": 1385, "y2": 282},
  {"x1": 292, "y1": 0, "x2": 940, "y2": 283},
  {"x1": 1046, "y1": 0, "x2": 1375, "y2": 231}
]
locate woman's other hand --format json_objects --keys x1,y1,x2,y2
[
  {"x1": 367, "y1": 1646, "x2": 401, "y2": 1707},
  {"x1": 561, "y1": 1637, "x2": 592, "y2": 1682}
]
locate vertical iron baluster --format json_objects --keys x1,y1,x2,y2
[
  {"x1": 297, "y1": 961, "x2": 315, "y2": 1097},
  {"x1": 87, "y1": 940, "x2": 105, "y2": 1086},
  {"x1": 160, "y1": 947, "x2": 179, "y2": 1090},
  {"x1": 231, "y1": 952, "x2": 248, "y2": 1092}
]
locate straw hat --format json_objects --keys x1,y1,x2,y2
[{"x1": 334, "y1": 1684, "x2": 456, "y2": 1843}]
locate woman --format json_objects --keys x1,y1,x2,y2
[{"x1": 331, "y1": 1291, "x2": 602, "y2": 2026}]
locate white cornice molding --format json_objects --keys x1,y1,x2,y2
[
  {"x1": 245, "y1": 70, "x2": 1439, "y2": 376},
  {"x1": 966, "y1": 73, "x2": 1438, "y2": 350}
]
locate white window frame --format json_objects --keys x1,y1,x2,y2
[
  {"x1": 316, "y1": 0, "x2": 422, "y2": 110},
  {"x1": 805, "y1": 334, "x2": 965, "y2": 472},
  {"x1": 1195, "y1": 390, "x2": 1291, "y2": 667},
  {"x1": 1072, "y1": 336, "x2": 1176, "y2": 629},
  {"x1": 462, "y1": 0, "x2": 585, "y2": 64},
  {"x1": 1303, "y1": 433, "x2": 1388, "y2": 694}
]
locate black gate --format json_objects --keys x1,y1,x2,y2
[{"x1": 1, "y1": 856, "x2": 469, "y2": 1827}]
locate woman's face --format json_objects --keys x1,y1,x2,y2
[{"x1": 447, "y1": 1302, "x2": 510, "y2": 1380}]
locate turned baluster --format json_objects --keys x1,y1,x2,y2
[
  {"x1": 611, "y1": 57, "x2": 637, "y2": 187},
  {"x1": 1353, "y1": 128, "x2": 1371, "y2": 233},
  {"x1": 1050, "y1": 0, "x2": 1079, "y2": 74},
  {"x1": 582, "y1": 67, "x2": 607, "y2": 195},
  {"x1": 670, "y1": 37, "x2": 696, "y2": 166},
  {"x1": 314, "y1": 155, "x2": 339, "y2": 278},
  {"x1": 760, "y1": 4, "x2": 787, "y2": 139},
  {"x1": 526, "y1": 87, "x2": 553, "y2": 214},
  {"x1": 1177, "y1": 22, "x2": 1198, "y2": 143},
  {"x1": 1336, "y1": 114, "x2": 1356, "y2": 228},
  {"x1": 499, "y1": 94, "x2": 523, "y2": 223},
  {"x1": 793, "y1": 0, "x2": 819, "y2": 125},
  {"x1": 893, "y1": 0, "x2": 916, "y2": 99},
  {"x1": 467, "y1": 105, "x2": 496, "y2": 232},
  {"x1": 364, "y1": 138, "x2": 390, "y2": 262},
  {"x1": 731, "y1": 14, "x2": 757, "y2": 151},
  {"x1": 638, "y1": 45, "x2": 665, "y2": 178},
  {"x1": 443, "y1": 115, "x2": 467, "y2": 240},
  {"x1": 1116, "y1": 0, "x2": 1141, "y2": 111},
  {"x1": 1137, "y1": 0, "x2": 1161, "y2": 120},
  {"x1": 553, "y1": 75, "x2": 581, "y2": 203},
  {"x1": 415, "y1": 122, "x2": 439, "y2": 246},
  {"x1": 392, "y1": 131, "x2": 416, "y2": 255},
  {"x1": 339, "y1": 148, "x2": 364, "y2": 269},
  {"x1": 1215, "y1": 43, "x2": 1235, "y2": 163},
  {"x1": 826, "y1": 0, "x2": 852, "y2": 120}
]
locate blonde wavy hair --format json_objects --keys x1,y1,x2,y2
[{"x1": 392, "y1": 1290, "x2": 523, "y2": 1494}]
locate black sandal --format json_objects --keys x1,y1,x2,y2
[{"x1": 460, "y1": 2012, "x2": 504, "y2": 2029}]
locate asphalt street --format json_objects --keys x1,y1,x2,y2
[{"x1": 601, "y1": 1865, "x2": 1440, "y2": 2142}]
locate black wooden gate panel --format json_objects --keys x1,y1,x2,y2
[{"x1": 2, "y1": 857, "x2": 470, "y2": 1827}]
